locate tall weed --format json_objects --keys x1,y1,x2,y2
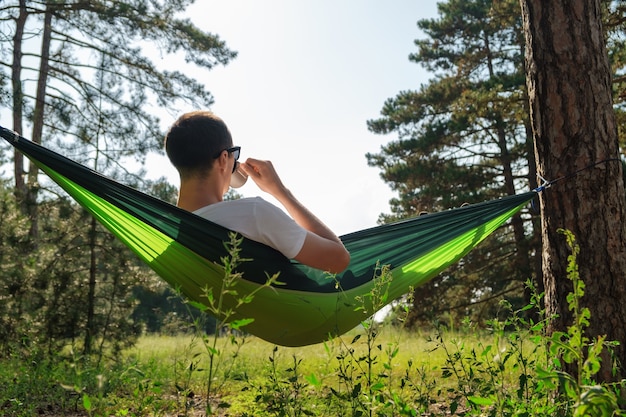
[
  {"x1": 178, "y1": 232, "x2": 280, "y2": 415},
  {"x1": 536, "y1": 229, "x2": 624, "y2": 416}
]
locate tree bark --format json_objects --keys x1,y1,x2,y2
[
  {"x1": 83, "y1": 216, "x2": 98, "y2": 356},
  {"x1": 11, "y1": 0, "x2": 27, "y2": 211},
  {"x1": 25, "y1": 7, "x2": 53, "y2": 243},
  {"x1": 520, "y1": 0, "x2": 626, "y2": 382}
]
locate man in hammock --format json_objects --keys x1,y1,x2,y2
[{"x1": 164, "y1": 110, "x2": 350, "y2": 274}]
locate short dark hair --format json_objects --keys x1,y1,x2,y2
[{"x1": 164, "y1": 111, "x2": 233, "y2": 177}]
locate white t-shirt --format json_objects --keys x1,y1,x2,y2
[{"x1": 193, "y1": 197, "x2": 307, "y2": 259}]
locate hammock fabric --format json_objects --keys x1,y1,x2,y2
[{"x1": 0, "y1": 126, "x2": 536, "y2": 347}]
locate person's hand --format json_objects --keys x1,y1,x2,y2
[
  {"x1": 239, "y1": 158, "x2": 286, "y2": 198},
  {"x1": 240, "y1": 157, "x2": 350, "y2": 273}
]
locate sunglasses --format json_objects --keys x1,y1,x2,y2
[{"x1": 214, "y1": 146, "x2": 241, "y2": 173}]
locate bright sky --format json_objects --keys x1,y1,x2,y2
[{"x1": 150, "y1": 1, "x2": 440, "y2": 236}]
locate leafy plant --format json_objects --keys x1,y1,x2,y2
[
  {"x1": 536, "y1": 229, "x2": 625, "y2": 416},
  {"x1": 328, "y1": 263, "x2": 429, "y2": 416},
  {"x1": 180, "y1": 232, "x2": 281, "y2": 415},
  {"x1": 427, "y1": 229, "x2": 626, "y2": 416},
  {"x1": 252, "y1": 346, "x2": 315, "y2": 417}
]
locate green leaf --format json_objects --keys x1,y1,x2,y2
[
  {"x1": 229, "y1": 318, "x2": 254, "y2": 330},
  {"x1": 481, "y1": 344, "x2": 493, "y2": 357},
  {"x1": 371, "y1": 382, "x2": 385, "y2": 391},
  {"x1": 305, "y1": 373, "x2": 321, "y2": 387},
  {"x1": 187, "y1": 301, "x2": 208, "y2": 312},
  {"x1": 468, "y1": 396, "x2": 494, "y2": 406},
  {"x1": 82, "y1": 394, "x2": 92, "y2": 411}
]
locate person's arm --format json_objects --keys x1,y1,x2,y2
[{"x1": 240, "y1": 158, "x2": 350, "y2": 273}]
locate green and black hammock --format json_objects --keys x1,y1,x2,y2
[{"x1": 0, "y1": 126, "x2": 537, "y2": 346}]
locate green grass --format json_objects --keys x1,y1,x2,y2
[
  {"x1": 127, "y1": 326, "x2": 441, "y2": 387},
  {"x1": 0, "y1": 326, "x2": 472, "y2": 416},
  {"x1": 0, "y1": 320, "x2": 623, "y2": 416},
  {"x1": 2, "y1": 232, "x2": 624, "y2": 416},
  {"x1": 123, "y1": 327, "x2": 464, "y2": 415}
]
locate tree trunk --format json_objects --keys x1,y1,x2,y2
[
  {"x1": 26, "y1": 7, "x2": 53, "y2": 243},
  {"x1": 520, "y1": 0, "x2": 626, "y2": 382},
  {"x1": 11, "y1": 0, "x2": 28, "y2": 211},
  {"x1": 521, "y1": 74, "x2": 544, "y2": 317},
  {"x1": 84, "y1": 217, "x2": 98, "y2": 356}
]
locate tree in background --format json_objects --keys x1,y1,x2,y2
[
  {"x1": 606, "y1": 0, "x2": 626, "y2": 148},
  {"x1": 0, "y1": 0, "x2": 236, "y2": 355},
  {"x1": 520, "y1": 0, "x2": 626, "y2": 383},
  {"x1": 0, "y1": 181, "x2": 31, "y2": 356},
  {"x1": 1, "y1": 0, "x2": 235, "y2": 237},
  {"x1": 367, "y1": 0, "x2": 541, "y2": 325}
]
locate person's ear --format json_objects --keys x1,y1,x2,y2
[{"x1": 216, "y1": 150, "x2": 228, "y2": 172}]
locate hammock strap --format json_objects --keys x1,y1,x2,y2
[{"x1": 534, "y1": 158, "x2": 622, "y2": 192}]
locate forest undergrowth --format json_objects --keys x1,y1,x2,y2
[{"x1": 1, "y1": 230, "x2": 625, "y2": 417}]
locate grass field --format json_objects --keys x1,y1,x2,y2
[
  {"x1": 2, "y1": 238, "x2": 625, "y2": 416},
  {"x1": 0, "y1": 323, "x2": 512, "y2": 416},
  {"x1": 131, "y1": 325, "x2": 522, "y2": 416},
  {"x1": 1, "y1": 311, "x2": 625, "y2": 416},
  {"x1": 123, "y1": 326, "x2": 453, "y2": 416}
]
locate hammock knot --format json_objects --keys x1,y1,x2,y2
[
  {"x1": 533, "y1": 174, "x2": 552, "y2": 192},
  {"x1": 0, "y1": 126, "x2": 20, "y2": 143}
]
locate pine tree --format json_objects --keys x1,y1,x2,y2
[
  {"x1": 520, "y1": 0, "x2": 626, "y2": 383},
  {"x1": 1, "y1": 0, "x2": 236, "y2": 237},
  {"x1": 367, "y1": 0, "x2": 541, "y2": 324},
  {"x1": 0, "y1": 0, "x2": 236, "y2": 355}
]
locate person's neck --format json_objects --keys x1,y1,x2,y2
[{"x1": 177, "y1": 177, "x2": 223, "y2": 212}]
